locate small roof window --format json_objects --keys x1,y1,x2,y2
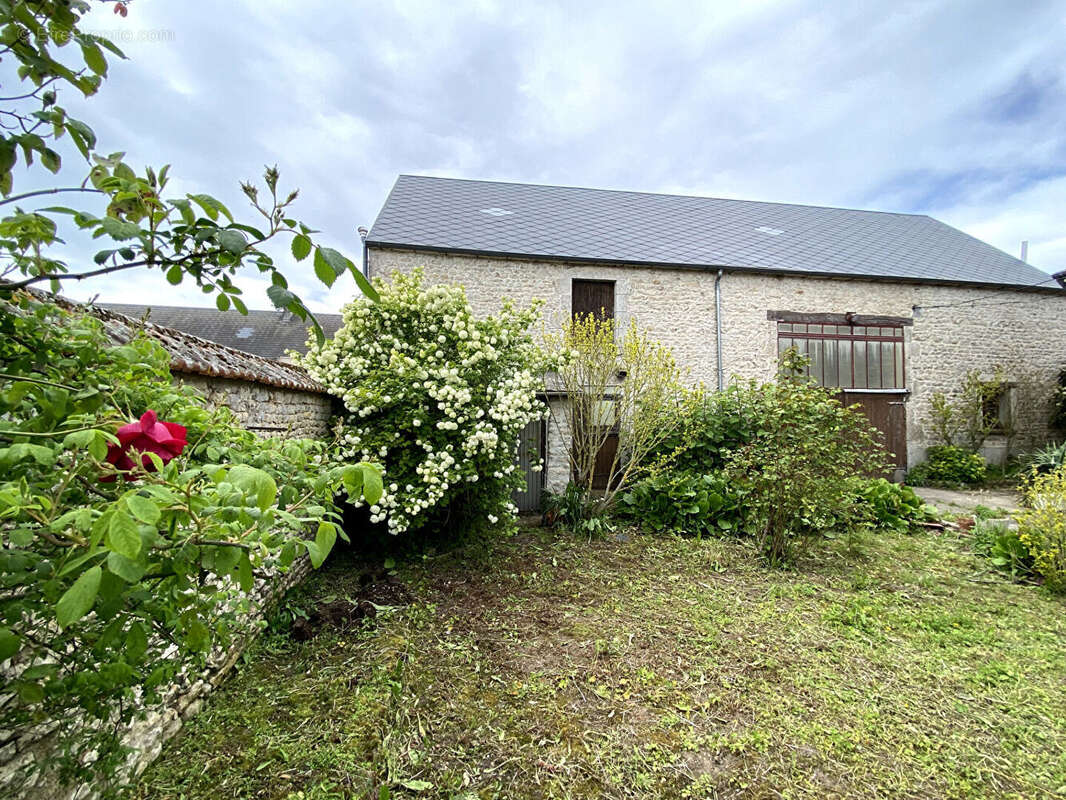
[
  {"x1": 480, "y1": 207, "x2": 513, "y2": 217},
  {"x1": 755, "y1": 226, "x2": 784, "y2": 236}
]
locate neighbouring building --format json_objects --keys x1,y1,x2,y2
[
  {"x1": 99, "y1": 304, "x2": 343, "y2": 362},
  {"x1": 364, "y1": 174, "x2": 1066, "y2": 499}
]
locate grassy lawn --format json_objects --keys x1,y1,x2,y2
[{"x1": 128, "y1": 525, "x2": 1066, "y2": 800}]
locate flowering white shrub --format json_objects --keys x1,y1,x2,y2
[{"x1": 297, "y1": 268, "x2": 551, "y2": 535}]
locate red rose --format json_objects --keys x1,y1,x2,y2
[{"x1": 103, "y1": 410, "x2": 187, "y2": 480}]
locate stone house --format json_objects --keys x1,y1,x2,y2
[{"x1": 364, "y1": 174, "x2": 1066, "y2": 499}]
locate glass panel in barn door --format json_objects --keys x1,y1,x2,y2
[
  {"x1": 839, "y1": 340, "x2": 853, "y2": 388},
  {"x1": 894, "y1": 342, "x2": 904, "y2": 388},
  {"x1": 822, "y1": 339, "x2": 839, "y2": 387},
  {"x1": 852, "y1": 340, "x2": 867, "y2": 389},
  {"x1": 808, "y1": 338, "x2": 823, "y2": 384},
  {"x1": 867, "y1": 343, "x2": 882, "y2": 389},
  {"x1": 881, "y1": 342, "x2": 896, "y2": 388}
]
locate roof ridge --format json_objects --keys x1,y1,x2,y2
[
  {"x1": 99, "y1": 302, "x2": 343, "y2": 318},
  {"x1": 395, "y1": 173, "x2": 929, "y2": 220}
]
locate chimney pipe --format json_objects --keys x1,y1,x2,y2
[
  {"x1": 1020, "y1": 240, "x2": 1029, "y2": 262},
  {"x1": 357, "y1": 226, "x2": 369, "y2": 278}
]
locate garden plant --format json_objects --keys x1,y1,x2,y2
[{"x1": 297, "y1": 268, "x2": 551, "y2": 538}]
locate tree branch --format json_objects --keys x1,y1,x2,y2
[{"x1": 0, "y1": 186, "x2": 104, "y2": 207}]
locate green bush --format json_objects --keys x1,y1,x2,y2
[
  {"x1": 1015, "y1": 466, "x2": 1066, "y2": 593},
  {"x1": 1024, "y1": 441, "x2": 1066, "y2": 476},
  {"x1": 908, "y1": 445, "x2": 987, "y2": 486},
  {"x1": 542, "y1": 483, "x2": 616, "y2": 539},
  {"x1": 972, "y1": 520, "x2": 1035, "y2": 581},
  {"x1": 650, "y1": 384, "x2": 763, "y2": 473},
  {"x1": 620, "y1": 470, "x2": 742, "y2": 537},
  {"x1": 721, "y1": 350, "x2": 883, "y2": 565},
  {"x1": 853, "y1": 478, "x2": 938, "y2": 532},
  {"x1": 297, "y1": 269, "x2": 548, "y2": 538}
]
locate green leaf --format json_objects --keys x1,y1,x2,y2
[
  {"x1": 0, "y1": 628, "x2": 20, "y2": 662},
  {"x1": 216, "y1": 293, "x2": 231, "y2": 312},
  {"x1": 226, "y1": 464, "x2": 277, "y2": 512},
  {"x1": 399, "y1": 780, "x2": 433, "y2": 792},
  {"x1": 313, "y1": 248, "x2": 337, "y2": 287},
  {"x1": 291, "y1": 234, "x2": 312, "y2": 261},
  {"x1": 304, "y1": 540, "x2": 326, "y2": 569},
  {"x1": 107, "y1": 551, "x2": 145, "y2": 583},
  {"x1": 266, "y1": 284, "x2": 296, "y2": 310},
  {"x1": 189, "y1": 193, "x2": 233, "y2": 222},
  {"x1": 314, "y1": 522, "x2": 337, "y2": 564},
  {"x1": 108, "y1": 511, "x2": 142, "y2": 559},
  {"x1": 217, "y1": 228, "x2": 247, "y2": 255},
  {"x1": 238, "y1": 552, "x2": 254, "y2": 592},
  {"x1": 56, "y1": 565, "x2": 102, "y2": 628},
  {"x1": 352, "y1": 265, "x2": 380, "y2": 303},
  {"x1": 362, "y1": 465, "x2": 384, "y2": 505},
  {"x1": 126, "y1": 622, "x2": 148, "y2": 662},
  {"x1": 166, "y1": 265, "x2": 183, "y2": 285},
  {"x1": 81, "y1": 41, "x2": 108, "y2": 75},
  {"x1": 125, "y1": 494, "x2": 161, "y2": 525},
  {"x1": 185, "y1": 620, "x2": 210, "y2": 652},
  {"x1": 40, "y1": 148, "x2": 61, "y2": 173},
  {"x1": 232, "y1": 295, "x2": 248, "y2": 315},
  {"x1": 17, "y1": 682, "x2": 44, "y2": 705}
]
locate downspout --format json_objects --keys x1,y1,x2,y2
[
  {"x1": 714, "y1": 269, "x2": 724, "y2": 391},
  {"x1": 357, "y1": 226, "x2": 369, "y2": 277}
]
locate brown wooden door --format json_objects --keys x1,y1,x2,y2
[
  {"x1": 840, "y1": 390, "x2": 907, "y2": 477},
  {"x1": 590, "y1": 431, "x2": 619, "y2": 490},
  {"x1": 572, "y1": 279, "x2": 615, "y2": 321}
]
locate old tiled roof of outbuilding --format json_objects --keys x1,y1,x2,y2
[
  {"x1": 99, "y1": 303, "x2": 343, "y2": 359},
  {"x1": 367, "y1": 175, "x2": 1062, "y2": 291},
  {"x1": 37, "y1": 293, "x2": 326, "y2": 392}
]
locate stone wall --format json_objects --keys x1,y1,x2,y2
[
  {"x1": 370, "y1": 247, "x2": 1066, "y2": 484},
  {"x1": 177, "y1": 374, "x2": 335, "y2": 439}
]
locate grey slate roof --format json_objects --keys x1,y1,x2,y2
[
  {"x1": 99, "y1": 304, "x2": 342, "y2": 360},
  {"x1": 367, "y1": 175, "x2": 1060, "y2": 290}
]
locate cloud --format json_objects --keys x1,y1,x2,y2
[{"x1": 26, "y1": 0, "x2": 1066, "y2": 313}]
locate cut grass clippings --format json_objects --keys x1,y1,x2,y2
[{"x1": 128, "y1": 526, "x2": 1066, "y2": 799}]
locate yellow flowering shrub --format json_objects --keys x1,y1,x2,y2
[{"x1": 1015, "y1": 465, "x2": 1066, "y2": 593}]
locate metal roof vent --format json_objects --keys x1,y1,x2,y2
[
  {"x1": 235, "y1": 326, "x2": 255, "y2": 339},
  {"x1": 480, "y1": 207, "x2": 513, "y2": 217},
  {"x1": 755, "y1": 226, "x2": 784, "y2": 236}
]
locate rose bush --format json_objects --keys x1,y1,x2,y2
[
  {"x1": 298, "y1": 268, "x2": 551, "y2": 536},
  {"x1": 0, "y1": 292, "x2": 380, "y2": 791}
]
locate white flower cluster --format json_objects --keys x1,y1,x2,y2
[{"x1": 296, "y1": 269, "x2": 548, "y2": 535}]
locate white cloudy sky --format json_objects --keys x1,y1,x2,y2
[{"x1": 19, "y1": 0, "x2": 1066, "y2": 312}]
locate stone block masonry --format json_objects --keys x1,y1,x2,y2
[
  {"x1": 370, "y1": 247, "x2": 1066, "y2": 487},
  {"x1": 177, "y1": 374, "x2": 335, "y2": 440}
]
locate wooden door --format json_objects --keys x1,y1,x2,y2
[{"x1": 840, "y1": 390, "x2": 907, "y2": 478}]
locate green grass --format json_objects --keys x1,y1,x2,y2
[{"x1": 128, "y1": 527, "x2": 1066, "y2": 800}]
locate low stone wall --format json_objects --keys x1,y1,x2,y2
[
  {"x1": 177, "y1": 373, "x2": 335, "y2": 439},
  {"x1": 0, "y1": 556, "x2": 312, "y2": 800}
]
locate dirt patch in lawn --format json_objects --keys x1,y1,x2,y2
[{"x1": 290, "y1": 572, "x2": 412, "y2": 641}]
